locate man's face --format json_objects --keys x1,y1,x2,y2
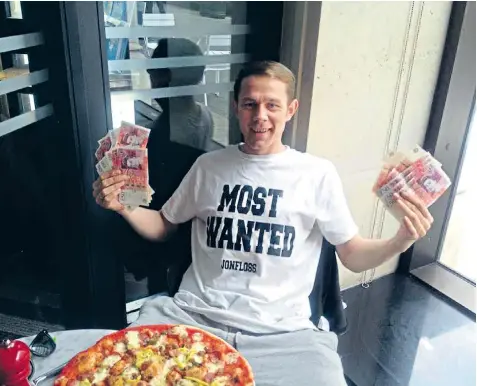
[{"x1": 234, "y1": 75, "x2": 298, "y2": 155}]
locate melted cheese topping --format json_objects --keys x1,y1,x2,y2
[
  {"x1": 192, "y1": 354, "x2": 203, "y2": 365},
  {"x1": 192, "y1": 333, "x2": 203, "y2": 342},
  {"x1": 122, "y1": 366, "x2": 140, "y2": 380},
  {"x1": 102, "y1": 354, "x2": 121, "y2": 368},
  {"x1": 191, "y1": 342, "x2": 205, "y2": 353},
  {"x1": 146, "y1": 358, "x2": 175, "y2": 386},
  {"x1": 92, "y1": 368, "x2": 108, "y2": 383},
  {"x1": 171, "y1": 325, "x2": 188, "y2": 338},
  {"x1": 225, "y1": 352, "x2": 239, "y2": 365},
  {"x1": 126, "y1": 331, "x2": 141, "y2": 350},
  {"x1": 177, "y1": 380, "x2": 195, "y2": 386},
  {"x1": 114, "y1": 342, "x2": 127, "y2": 353},
  {"x1": 205, "y1": 361, "x2": 225, "y2": 374},
  {"x1": 211, "y1": 375, "x2": 231, "y2": 386},
  {"x1": 163, "y1": 358, "x2": 175, "y2": 374},
  {"x1": 149, "y1": 377, "x2": 167, "y2": 386},
  {"x1": 153, "y1": 334, "x2": 168, "y2": 349}
]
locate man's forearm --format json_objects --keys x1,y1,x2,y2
[
  {"x1": 119, "y1": 207, "x2": 176, "y2": 241},
  {"x1": 337, "y1": 236, "x2": 410, "y2": 273}
]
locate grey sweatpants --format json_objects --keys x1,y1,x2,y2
[{"x1": 132, "y1": 296, "x2": 347, "y2": 386}]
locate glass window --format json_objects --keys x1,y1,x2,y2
[
  {"x1": 439, "y1": 107, "x2": 476, "y2": 282},
  {"x1": 6, "y1": 1, "x2": 22, "y2": 19},
  {"x1": 100, "y1": 1, "x2": 251, "y2": 313},
  {"x1": 0, "y1": 53, "x2": 40, "y2": 123},
  {"x1": 104, "y1": 1, "x2": 247, "y2": 149},
  {"x1": 0, "y1": 122, "x2": 64, "y2": 328},
  {"x1": 1, "y1": 6, "x2": 62, "y2": 334}
]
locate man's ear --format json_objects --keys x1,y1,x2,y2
[{"x1": 286, "y1": 99, "x2": 299, "y2": 122}]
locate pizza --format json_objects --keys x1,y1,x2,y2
[{"x1": 53, "y1": 325, "x2": 254, "y2": 386}]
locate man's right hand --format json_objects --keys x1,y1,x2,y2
[
  {"x1": 93, "y1": 170, "x2": 177, "y2": 241},
  {"x1": 92, "y1": 170, "x2": 129, "y2": 213}
]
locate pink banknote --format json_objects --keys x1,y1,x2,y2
[{"x1": 116, "y1": 122, "x2": 150, "y2": 149}]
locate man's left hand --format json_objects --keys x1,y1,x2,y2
[{"x1": 392, "y1": 190, "x2": 434, "y2": 252}]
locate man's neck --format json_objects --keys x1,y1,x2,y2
[{"x1": 239, "y1": 143, "x2": 287, "y2": 156}]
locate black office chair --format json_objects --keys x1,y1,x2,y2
[{"x1": 308, "y1": 238, "x2": 348, "y2": 335}]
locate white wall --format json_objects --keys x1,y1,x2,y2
[{"x1": 304, "y1": 1, "x2": 452, "y2": 288}]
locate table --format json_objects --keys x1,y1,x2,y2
[{"x1": 19, "y1": 329, "x2": 116, "y2": 386}]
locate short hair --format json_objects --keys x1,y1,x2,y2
[
  {"x1": 150, "y1": 38, "x2": 204, "y2": 86},
  {"x1": 233, "y1": 61, "x2": 296, "y2": 102}
]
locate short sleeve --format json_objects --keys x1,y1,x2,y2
[
  {"x1": 161, "y1": 159, "x2": 201, "y2": 224},
  {"x1": 315, "y1": 163, "x2": 359, "y2": 245}
]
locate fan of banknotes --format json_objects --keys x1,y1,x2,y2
[
  {"x1": 372, "y1": 146, "x2": 452, "y2": 220},
  {"x1": 95, "y1": 121, "x2": 154, "y2": 209}
]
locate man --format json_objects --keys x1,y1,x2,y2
[
  {"x1": 147, "y1": 38, "x2": 214, "y2": 152},
  {"x1": 118, "y1": 38, "x2": 214, "y2": 293},
  {"x1": 93, "y1": 61, "x2": 433, "y2": 385}
]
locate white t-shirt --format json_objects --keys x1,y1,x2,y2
[{"x1": 161, "y1": 144, "x2": 358, "y2": 333}]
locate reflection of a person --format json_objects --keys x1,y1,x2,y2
[
  {"x1": 147, "y1": 38, "x2": 214, "y2": 151},
  {"x1": 145, "y1": 1, "x2": 166, "y2": 14},
  {"x1": 121, "y1": 38, "x2": 214, "y2": 294}
]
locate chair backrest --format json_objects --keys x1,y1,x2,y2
[
  {"x1": 308, "y1": 238, "x2": 348, "y2": 335},
  {"x1": 142, "y1": 13, "x2": 175, "y2": 27}
]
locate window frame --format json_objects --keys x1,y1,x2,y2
[{"x1": 398, "y1": 1, "x2": 476, "y2": 315}]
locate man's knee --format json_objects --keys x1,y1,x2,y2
[{"x1": 237, "y1": 329, "x2": 346, "y2": 386}]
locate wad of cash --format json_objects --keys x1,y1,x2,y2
[
  {"x1": 373, "y1": 146, "x2": 451, "y2": 220},
  {"x1": 95, "y1": 121, "x2": 154, "y2": 209}
]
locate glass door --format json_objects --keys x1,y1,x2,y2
[
  {"x1": 61, "y1": 1, "x2": 284, "y2": 326},
  {"x1": 102, "y1": 2, "x2": 251, "y2": 318},
  {"x1": 0, "y1": 1, "x2": 86, "y2": 337}
]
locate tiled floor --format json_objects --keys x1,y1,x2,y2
[{"x1": 338, "y1": 273, "x2": 476, "y2": 386}]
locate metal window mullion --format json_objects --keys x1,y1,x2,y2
[
  {"x1": 0, "y1": 69, "x2": 49, "y2": 96},
  {"x1": 0, "y1": 104, "x2": 53, "y2": 138}
]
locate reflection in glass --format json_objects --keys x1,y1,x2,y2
[
  {"x1": 440, "y1": 108, "x2": 476, "y2": 282},
  {"x1": 104, "y1": 1, "x2": 240, "y2": 148},
  {"x1": 102, "y1": 1, "x2": 246, "y2": 307},
  {"x1": 0, "y1": 53, "x2": 36, "y2": 118},
  {"x1": 6, "y1": 1, "x2": 22, "y2": 19},
  {"x1": 147, "y1": 38, "x2": 214, "y2": 151},
  {"x1": 0, "y1": 124, "x2": 64, "y2": 324},
  {"x1": 0, "y1": 59, "x2": 8, "y2": 122}
]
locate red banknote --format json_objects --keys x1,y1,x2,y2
[
  {"x1": 112, "y1": 148, "x2": 148, "y2": 175},
  {"x1": 116, "y1": 123, "x2": 150, "y2": 149},
  {"x1": 373, "y1": 146, "x2": 451, "y2": 220},
  {"x1": 94, "y1": 121, "x2": 154, "y2": 209},
  {"x1": 95, "y1": 134, "x2": 113, "y2": 161}
]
